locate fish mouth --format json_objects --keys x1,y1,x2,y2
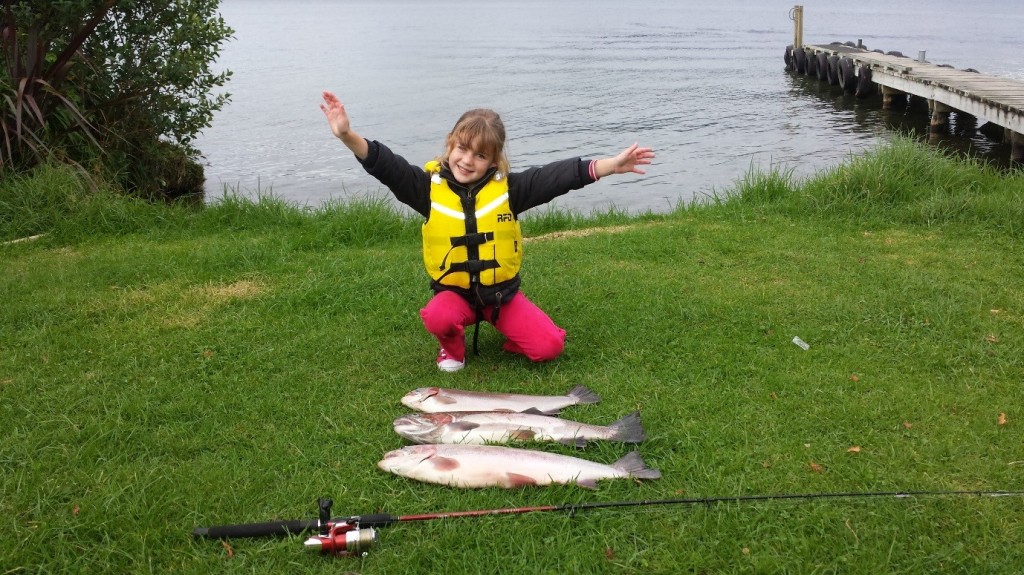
[
  {"x1": 378, "y1": 446, "x2": 436, "y2": 472},
  {"x1": 400, "y1": 387, "x2": 440, "y2": 407},
  {"x1": 392, "y1": 424, "x2": 439, "y2": 444},
  {"x1": 377, "y1": 448, "x2": 403, "y2": 470},
  {"x1": 392, "y1": 415, "x2": 420, "y2": 427},
  {"x1": 394, "y1": 413, "x2": 454, "y2": 443}
]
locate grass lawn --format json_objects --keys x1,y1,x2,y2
[{"x1": 2, "y1": 140, "x2": 1023, "y2": 573}]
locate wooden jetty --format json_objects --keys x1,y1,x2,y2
[{"x1": 785, "y1": 5, "x2": 1024, "y2": 162}]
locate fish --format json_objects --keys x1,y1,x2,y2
[
  {"x1": 392, "y1": 410, "x2": 646, "y2": 447},
  {"x1": 400, "y1": 385, "x2": 600, "y2": 414},
  {"x1": 378, "y1": 444, "x2": 660, "y2": 489}
]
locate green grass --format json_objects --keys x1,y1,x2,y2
[{"x1": 2, "y1": 139, "x2": 1023, "y2": 573}]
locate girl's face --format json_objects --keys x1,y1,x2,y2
[{"x1": 447, "y1": 139, "x2": 497, "y2": 184}]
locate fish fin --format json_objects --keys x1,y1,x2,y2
[
  {"x1": 515, "y1": 406, "x2": 558, "y2": 415},
  {"x1": 434, "y1": 393, "x2": 458, "y2": 405},
  {"x1": 504, "y1": 473, "x2": 538, "y2": 488},
  {"x1": 448, "y1": 421, "x2": 480, "y2": 432},
  {"x1": 612, "y1": 451, "x2": 661, "y2": 480},
  {"x1": 558, "y1": 436, "x2": 588, "y2": 449},
  {"x1": 567, "y1": 385, "x2": 601, "y2": 405},
  {"x1": 429, "y1": 456, "x2": 461, "y2": 472},
  {"x1": 609, "y1": 411, "x2": 646, "y2": 443},
  {"x1": 575, "y1": 478, "x2": 599, "y2": 489},
  {"x1": 508, "y1": 429, "x2": 536, "y2": 442}
]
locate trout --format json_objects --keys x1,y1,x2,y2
[
  {"x1": 392, "y1": 410, "x2": 645, "y2": 447},
  {"x1": 377, "y1": 444, "x2": 661, "y2": 489},
  {"x1": 400, "y1": 385, "x2": 600, "y2": 414}
]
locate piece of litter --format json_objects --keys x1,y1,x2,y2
[{"x1": 792, "y1": 336, "x2": 810, "y2": 350}]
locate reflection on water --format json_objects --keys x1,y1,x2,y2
[{"x1": 785, "y1": 72, "x2": 1016, "y2": 169}]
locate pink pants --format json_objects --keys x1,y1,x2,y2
[{"x1": 419, "y1": 290, "x2": 566, "y2": 363}]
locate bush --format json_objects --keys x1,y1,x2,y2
[{"x1": 0, "y1": 0, "x2": 232, "y2": 199}]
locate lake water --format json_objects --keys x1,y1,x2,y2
[{"x1": 195, "y1": 0, "x2": 1024, "y2": 214}]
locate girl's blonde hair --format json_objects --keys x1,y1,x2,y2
[{"x1": 440, "y1": 108, "x2": 510, "y2": 176}]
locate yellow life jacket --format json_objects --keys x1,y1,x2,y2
[{"x1": 422, "y1": 161, "x2": 523, "y2": 291}]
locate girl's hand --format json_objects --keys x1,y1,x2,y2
[
  {"x1": 320, "y1": 91, "x2": 351, "y2": 138},
  {"x1": 611, "y1": 143, "x2": 655, "y2": 175},
  {"x1": 320, "y1": 90, "x2": 369, "y2": 159}
]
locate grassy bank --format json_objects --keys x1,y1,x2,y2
[{"x1": 2, "y1": 140, "x2": 1022, "y2": 573}]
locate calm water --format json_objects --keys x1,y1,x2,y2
[{"x1": 195, "y1": 0, "x2": 1024, "y2": 214}]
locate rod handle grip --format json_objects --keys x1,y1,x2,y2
[
  {"x1": 193, "y1": 519, "x2": 319, "y2": 539},
  {"x1": 350, "y1": 513, "x2": 399, "y2": 527}
]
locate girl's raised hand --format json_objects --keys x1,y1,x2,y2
[
  {"x1": 320, "y1": 91, "x2": 351, "y2": 138},
  {"x1": 321, "y1": 91, "x2": 369, "y2": 159},
  {"x1": 612, "y1": 143, "x2": 656, "y2": 175}
]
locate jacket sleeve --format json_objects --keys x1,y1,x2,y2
[
  {"x1": 357, "y1": 140, "x2": 432, "y2": 217},
  {"x1": 506, "y1": 158, "x2": 596, "y2": 215}
]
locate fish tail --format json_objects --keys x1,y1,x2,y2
[
  {"x1": 608, "y1": 411, "x2": 646, "y2": 443},
  {"x1": 567, "y1": 385, "x2": 601, "y2": 405},
  {"x1": 613, "y1": 451, "x2": 661, "y2": 480}
]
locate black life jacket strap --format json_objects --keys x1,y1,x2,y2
[
  {"x1": 470, "y1": 289, "x2": 503, "y2": 357},
  {"x1": 438, "y1": 232, "x2": 495, "y2": 271},
  {"x1": 450, "y1": 231, "x2": 494, "y2": 247},
  {"x1": 435, "y1": 259, "x2": 501, "y2": 284}
]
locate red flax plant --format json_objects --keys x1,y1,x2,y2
[{"x1": 0, "y1": 0, "x2": 114, "y2": 174}]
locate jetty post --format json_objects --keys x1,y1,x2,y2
[
  {"x1": 791, "y1": 5, "x2": 803, "y2": 50},
  {"x1": 929, "y1": 101, "x2": 952, "y2": 134}
]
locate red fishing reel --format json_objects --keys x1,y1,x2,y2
[
  {"x1": 304, "y1": 521, "x2": 378, "y2": 557},
  {"x1": 304, "y1": 499, "x2": 378, "y2": 557}
]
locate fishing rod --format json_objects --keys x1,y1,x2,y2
[{"x1": 193, "y1": 489, "x2": 1024, "y2": 557}]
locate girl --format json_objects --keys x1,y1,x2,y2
[{"x1": 320, "y1": 91, "x2": 654, "y2": 372}]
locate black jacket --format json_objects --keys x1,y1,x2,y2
[{"x1": 357, "y1": 140, "x2": 596, "y2": 218}]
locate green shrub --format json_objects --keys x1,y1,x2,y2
[{"x1": 0, "y1": 0, "x2": 232, "y2": 200}]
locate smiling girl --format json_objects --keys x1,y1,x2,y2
[{"x1": 320, "y1": 91, "x2": 654, "y2": 372}]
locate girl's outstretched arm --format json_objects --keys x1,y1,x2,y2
[
  {"x1": 592, "y1": 143, "x2": 655, "y2": 179},
  {"x1": 320, "y1": 91, "x2": 369, "y2": 159}
]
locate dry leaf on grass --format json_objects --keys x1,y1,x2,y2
[
  {"x1": 847, "y1": 446, "x2": 861, "y2": 453},
  {"x1": 999, "y1": 413, "x2": 1008, "y2": 426},
  {"x1": 809, "y1": 462, "x2": 824, "y2": 473},
  {"x1": 221, "y1": 540, "x2": 234, "y2": 558}
]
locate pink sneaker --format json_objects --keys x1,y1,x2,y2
[{"x1": 436, "y1": 348, "x2": 465, "y2": 372}]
